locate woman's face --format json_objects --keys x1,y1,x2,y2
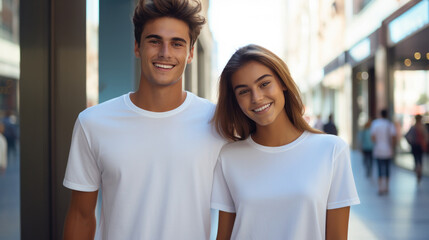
[{"x1": 231, "y1": 61, "x2": 287, "y2": 127}]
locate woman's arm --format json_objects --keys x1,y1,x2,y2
[
  {"x1": 326, "y1": 206, "x2": 350, "y2": 240},
  {"x1": 217, "y1": 211, "x2": 236, "y2": 240}
]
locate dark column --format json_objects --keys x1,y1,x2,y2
[{"x1": 20, "y1": 0, "x2": 86, "y2": 239}]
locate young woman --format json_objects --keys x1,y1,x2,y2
[{"x1": 211, "y1": 44, "x2": 360, "y2": 240}]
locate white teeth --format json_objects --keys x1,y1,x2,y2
[
  {"x1": 154, "y1": 63, "x2": 174, "y2": 69},
  {"x1": 253, "y1": 103, "x2": 271, "y2": 112}
]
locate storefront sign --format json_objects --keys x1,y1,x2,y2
[{"x1": 388, "y1": 0, "x2": 429, "y2": 45}]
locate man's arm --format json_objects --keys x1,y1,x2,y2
[
  {"x1": 63, "y1": 190, "x2": 98, "y2": 240},
  {"x1": 216, "y1": 211, "x2": 236, "y2": 240},
  {"x1": 326, "y1": 206, "x2": 350, "y2": 240},
  {"x1": 391, "y1": 135, "x2": 397, "y2": 149}
]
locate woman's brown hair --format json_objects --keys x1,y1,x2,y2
[
  {"x1": 213, "y1": 44, "x2": 322, "y2": 141},
  {"x1": 133, "y1": 0, "x2": 206, "y2": 48}
]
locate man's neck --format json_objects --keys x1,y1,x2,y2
[{"x1": 130, "y1": 82, "x2": 187, "y2": 112}]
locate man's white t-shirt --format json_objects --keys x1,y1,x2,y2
[
  {"x1": 370, "y1": 118, "x2": 396, "y2": 158},
  {"x1": 64, "y1": 92, "x2": 226, "y2": 240},
  {"x1": 211, "y1": 132, "x2": 360, "y2": 240}
]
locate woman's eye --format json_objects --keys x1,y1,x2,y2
[
  {"x1": 238, "y1": 89, "x2": 249, "y2": 95},
  {"x1": 261, "y1": 81, "x2": 270, "y2": 87}
]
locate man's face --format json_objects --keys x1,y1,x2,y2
[{"x1": 134, "y1": 17, "x2": 194, "y2": 88}]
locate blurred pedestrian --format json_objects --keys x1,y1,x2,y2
[
  {"x1": 405, "y1": 114, "x2": 428, "y2": 183},
  {"x1": 2, "y1": 111, "x2": 18, "y2": 160},
  {"x1": 371, "y1": 109, "x2": 396, "y2": 195},
  {"x1": 211, "y1": 44, "x2": 359, "y2": 240},
  {"x1": 323, "y1": 114, "x2": 338, "y2": 135},
  {"x1": 0, "y1": 123, "x2": 7, "y2": 174},
  {"x1": 425, "y1": 114, "x2": 429, "y2": 151},
  {"x1": 359, "y1": 119, "x2": 374, "y2": 177}
]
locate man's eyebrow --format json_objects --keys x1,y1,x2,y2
[
  {"x1": 233, "y1": 74, "x2": 272, "y2": 91},
  {"x1": 144, "y1": 35, "x2": 188, "y2": 44},
  {"x1": 171, "y1": 37, "x2": 188, "y2": 44},
  {"x1": 145, "y1": 34, "x2": 162, "y2": 40}
]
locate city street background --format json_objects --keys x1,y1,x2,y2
[{"x1": 1, "y1": 0, "x2": 428, "y2": 239}]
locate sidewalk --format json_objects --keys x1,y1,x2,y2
[
  {"x1": 0, "y1": 152, "x2": 20, "y2": 240},
  {"x1": 349, "y1": 150, "x2": 429, "y2": 240},
  {"x1": 395, "y1": 151, "x2": 429, "y2": 176}
]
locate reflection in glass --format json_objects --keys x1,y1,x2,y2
[{"x1": 394, "y1": 70, "x2": 429, "y2": 153}]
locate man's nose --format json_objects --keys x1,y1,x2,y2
[{"x1": 158, "y1": 43, "x2": 171, "y2": 58}]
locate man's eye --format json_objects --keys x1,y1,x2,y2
[
  {"x1": 173, "y1": 42, "x2": 184, "y2": 47},
  {"x1": 149, "y1": 40, "x2": 160, "y2": 44}
]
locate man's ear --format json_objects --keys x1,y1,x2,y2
[
  {"x1": 134, "y1": 40, "x2": 141, "y2": 58},
  {"x1": 187, "y1": 46, "x2": 194, "y2": 64}
]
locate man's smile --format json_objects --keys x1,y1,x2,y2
[{"x1": 153, "y1": 63, "x2": 175, "y2": 69}]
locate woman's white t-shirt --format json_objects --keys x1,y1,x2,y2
[{"x1": 211, "y1": 131, "x2": 360, "y2": 240}]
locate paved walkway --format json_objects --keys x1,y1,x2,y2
[
  {"x1": 349, "y1": 150, "x2": 429, "y2": 240},
  {"x1": 0, "y1": 150, "x2": 20, "y2": 240}
]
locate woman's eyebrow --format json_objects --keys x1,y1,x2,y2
[{"x1": 233, "y1": 74, "x2": 272, "y2": 91}]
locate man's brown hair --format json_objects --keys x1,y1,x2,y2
[
  {"x1": 133, "y1": 0, "x2": 206, "y2": 48},
  {"x1": 213, "y1": 44, "x2": 322, "y2": 141}
]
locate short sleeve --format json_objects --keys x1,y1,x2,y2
[
  {"x1": 63, "y1": 117, "x2": 100, "y2": 192},
  {"x1": 211, "y1": 157, "x2": 236, "y2": 213},
  {"x1": 327, "y1": 144, "x2": 360, "y2": 209}
]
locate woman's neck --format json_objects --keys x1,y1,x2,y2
[{"x1": 252, "y1": 111, "x2": 303, "y2": 147}]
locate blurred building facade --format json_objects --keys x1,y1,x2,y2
[
  {"x1": 0, "y1": 0, "x2": 19, "y2": 120},
  {"x1": 184, "y1": 0, "x2": 215, "y2": 100},
  {"x1": 286, "y1": 0, "x2": 429, "y2": 152}
]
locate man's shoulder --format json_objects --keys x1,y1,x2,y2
[
  {"x1": 78, "y1": 94, "x2": 126, "y2": 121},
  {"x1": 371, "y1": 118, "x2": 394, "y2": 131},
  {"x1": 186, "y1": 92, "x2": 215, "y2": 114},
  {"x1": 371, "y1": 119, "x2": 383, "y2": 127},
  {"x1": 188, "y1": 92, "x2": 215, "y2": 107}
]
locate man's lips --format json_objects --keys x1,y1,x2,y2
[{"x1": 153, "y1": 63, "x2": 175, "y2": 69}]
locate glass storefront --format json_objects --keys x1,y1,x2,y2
[
  {"x1": 0, "y1": 0, "x2": 20, "y2": 239},
  {"x1": 394, "y1": 70, "x2": 429, "y2": 153}
]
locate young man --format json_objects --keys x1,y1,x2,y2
[
  {"x1": 370, "y1": 109, "x2": 396, "y2": 195},
  {"x1": 63, "y1": 0, "x2": 225, "y2": 239}
]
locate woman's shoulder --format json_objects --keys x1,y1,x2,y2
[
  {"x1": 220, "y1": 139, "x2": 251, "y2": 153},
  {"x1": 306, "y1": 132, "x2": 348, "y2": 150}
]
